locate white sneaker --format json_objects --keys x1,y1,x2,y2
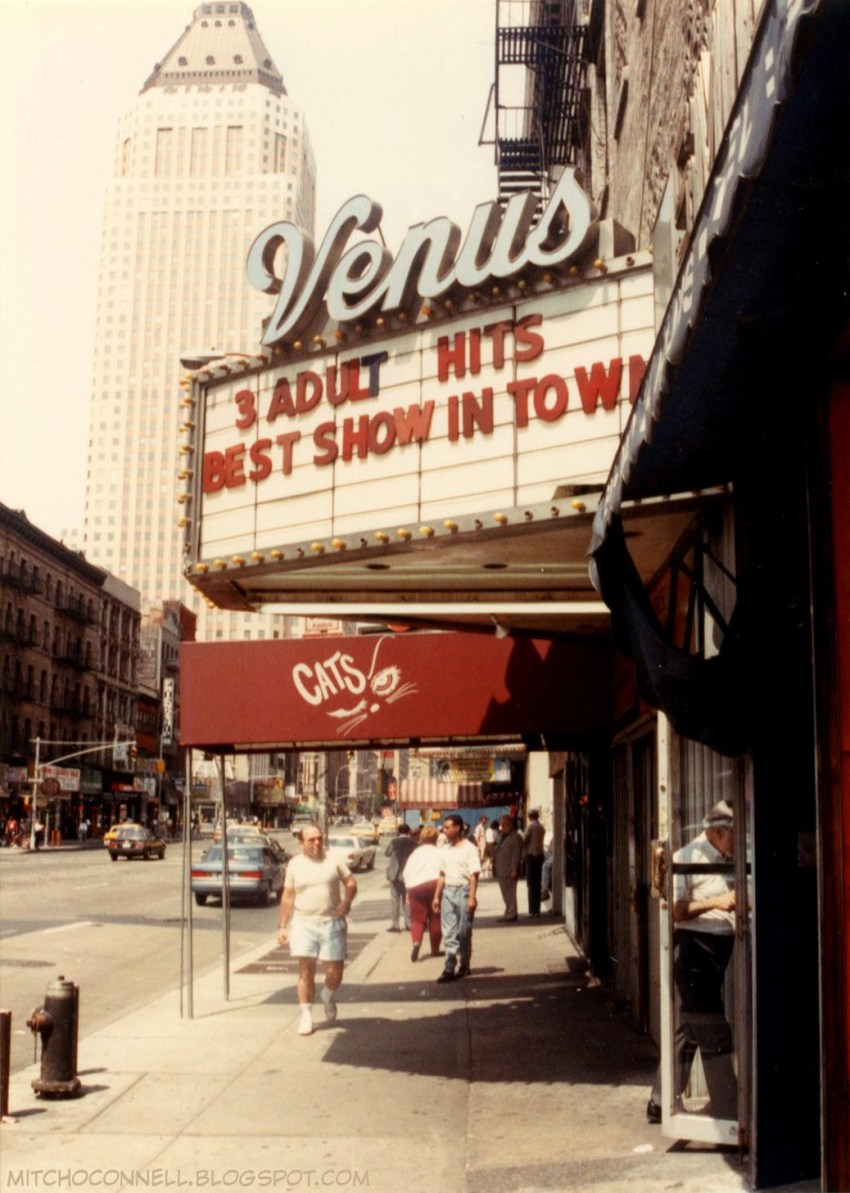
[
  {"x1": 298, "y1": 1007, "x2": 314, "y2": 1036},
  {"x1": 320, "y1": 986, "x2": 338, "y2": 1022}
]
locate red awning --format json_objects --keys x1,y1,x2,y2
[{"x1": 180, "y1": 631, "x2": 612, "y2": 751}]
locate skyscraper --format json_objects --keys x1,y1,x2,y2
[{"x1": 83, "y1": 2, "x2": 315, "y2": 640}]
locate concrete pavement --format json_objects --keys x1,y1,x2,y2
[{"x1": 0, "y1": 865, "x2": 819, "y2": 1193}]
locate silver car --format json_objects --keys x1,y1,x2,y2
[
  {"x1": 191, "y1": 843, "x2": 286, "y2": 906},
  {"x1": 327, "y1": 833, "x2": 377, "y2": 873}
]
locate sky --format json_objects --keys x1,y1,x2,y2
[{"x1": 0, "y1": 0, "x2": 498, "y2": 541}]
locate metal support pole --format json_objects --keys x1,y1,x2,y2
[
  {"x1": 219, "y1": 752, "x2": 230, "y2": 1000},
  {"x1": 0, "y1": 1009, "x2": 11, "y2": 1119},
  {"x1": 180, "y1": 748, "x2": 194, "y2": 1019},
  {"x1": 30, "y1": 737, "x2": 41, "y2": 851}
]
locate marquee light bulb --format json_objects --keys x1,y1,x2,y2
[
  {"x1": 443, "y1": 519, "x2": 458, "y2": 532},
  {"x1": 332, "y1": 538, "x2": 347, "y2": 550},
  {"x1": 396, "y1": 528, "x2": 412, "y2": 540},
  {"x1": 375, "y1": 531, "x2": 389, "y2": 543},
  {"x1": 231, "y1": 555, "x2": 246, "y2": 566},
  {"x1": 250, "y1": 551, "x2": 265, "y2": 562},
  {"x1": 194, "y1": 563, "x2": 209, "y2": 574},
  {"x1": 213, "y1": 558, "x2": 227, "y2": 569},
  {"x1": 269, "y1": 549, "x2": 284, "y2": 560},
  {"x1": 310, "y1": 542, "x2": 325, "y2": 554},
  {"x1": 419, "y1": 526, "x2": 434, "y2": 537},
  {"x1": 494, "y1": 513, "x2": 508, "y2": 525}
]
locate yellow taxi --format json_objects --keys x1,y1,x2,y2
[{"x1": 103, "y1": 821, "x2": 141, "y2": 844}]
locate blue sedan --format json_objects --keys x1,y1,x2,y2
[{"x1": 191, "y1": 844, "x2": 286, "y2": 907}]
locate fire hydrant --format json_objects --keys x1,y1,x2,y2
[{"x1": 26, "y1": 976, "x2": 81, "y2": 1097}]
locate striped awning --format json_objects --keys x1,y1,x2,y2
[{"x1": 398, "y1": 778, "x2": 485, "y2": 809}]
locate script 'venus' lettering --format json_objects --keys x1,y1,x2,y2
[{"x1": 246, "y1": 169, "x2": 595, "y2": 347}]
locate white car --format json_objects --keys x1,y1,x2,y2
[{"x1": 327, "y1": 833, "x2": 377, "y2": 873}]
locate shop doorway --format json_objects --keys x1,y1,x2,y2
[{"x1": 654, "y1": 720, "x2": 751, "y2": 1146}]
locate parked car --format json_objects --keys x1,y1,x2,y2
[
  {"x1": 350, "y1": 820, "x2": 379, "y2": 844},
  {"x1": 191, "y1": 843, "x2": 285, "y2": 906},
  {"x1": 107, "y1": 825, "x2": 166, "y2": 861},
  {"x1": 327, "y1": 833, "x2": 377, "y2": 872}
]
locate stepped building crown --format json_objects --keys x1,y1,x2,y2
[{"x1": 142, "y1": 2, "x2": 285, "y2": 96}]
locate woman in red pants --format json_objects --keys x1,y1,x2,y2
[{"x1": 402, "y1": 825, "x2": 443, "y2": 961}]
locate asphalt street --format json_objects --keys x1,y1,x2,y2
[{"x1": 0, "y1": 833, "x2": 386, "y2": 1074}]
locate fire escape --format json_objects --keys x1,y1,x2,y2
[{"x1": 487, "y1": 0, "x2": 591, "y2": 214}]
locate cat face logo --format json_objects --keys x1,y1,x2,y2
[{"x1": 290, "y1": 636, "x2": 418, "y2": 736}]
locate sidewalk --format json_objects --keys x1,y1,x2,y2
[{"x1": 0, "y1": 876, "x2": 819, "y2": 1193}]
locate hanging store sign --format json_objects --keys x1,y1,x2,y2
[
  {"x1": 41, "y1": 765, "x2": 80, "y2": 793},
  {"x1": 161, "y1": 676, "x2": 175, "y2": 748},
  {"x1": 180, "y1": 632, "x2": 612, "y2": 749}
]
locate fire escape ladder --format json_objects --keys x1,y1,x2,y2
[{"x1": 494, "y1": 1, "x2": 590, "y2": 217}]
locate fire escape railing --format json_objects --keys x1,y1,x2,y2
[{"x1": 491, "y1": 2, "x2": 590, "y2": 214}]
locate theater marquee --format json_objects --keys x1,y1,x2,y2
[{"x1": 182, "y1": 175, "x2": 661, "y2": 632}]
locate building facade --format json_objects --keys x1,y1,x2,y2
[
  {"x1": 81, "y1": 2, "x2": 316, "y2": 645},
  {"x1": 0, "y1": 504, "x2": 141, "y2": 838}
]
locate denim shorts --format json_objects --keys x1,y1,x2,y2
[{"x1": 288, "y1": 915, "x2": 348, "y2": 962}]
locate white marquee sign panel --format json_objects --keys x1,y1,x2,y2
[{"x1": 197, "y1": 268, "x2": 653, "y2": 561}]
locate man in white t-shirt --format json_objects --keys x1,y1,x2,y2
[
  {"x1": 278, "y1": 825, "x2": 357, "y2": 1036},
  {"x1": 432, "y1": 814, "x2": 481, "y2": 982}
]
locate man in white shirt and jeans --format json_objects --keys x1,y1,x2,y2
[{"x1": 432, "y1": 814, "x2": 481, "y2": 982}]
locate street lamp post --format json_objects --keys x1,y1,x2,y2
[{"x1": 29, "y1": 736, "x2": 137, "y2": 849}]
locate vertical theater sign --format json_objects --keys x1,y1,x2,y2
[{"x1": 181, "y1": 170, "x2": 656, "y2": 628}]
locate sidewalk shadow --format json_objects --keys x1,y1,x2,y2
[{"x1": 262, "y1": 968, "x2": 658, "y2": 1087}]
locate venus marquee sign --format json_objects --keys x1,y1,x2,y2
[{"x1": 188, "y1": 173, "x2": 654, "y2": 572}]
